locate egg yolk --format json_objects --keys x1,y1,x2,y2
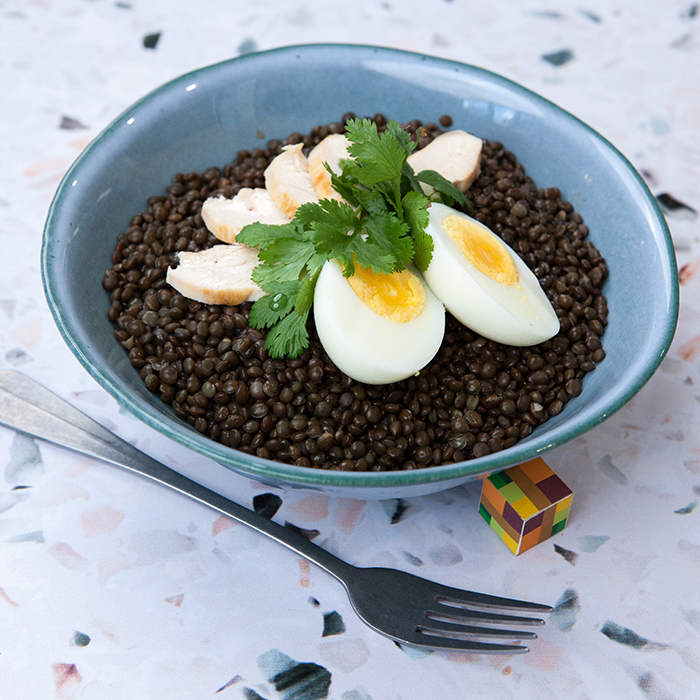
[
  {"x1": 346, "y1": 264, "x2": 427, "y2": 323},
  {"x1": 442, "y1": 215, "x2": 519, "y2": 286}
]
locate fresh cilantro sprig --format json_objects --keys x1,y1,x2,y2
[{"x1": 236, "y1": 118, "x2": 473, "y2": 359}]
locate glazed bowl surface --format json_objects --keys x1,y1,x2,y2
[{"x1": 42, "y1": 44, "x2": 678, "y2": 499}]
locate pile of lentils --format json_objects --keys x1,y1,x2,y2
[{"x1": 102, "y1": 113, "x2": 609, "y2": 472}]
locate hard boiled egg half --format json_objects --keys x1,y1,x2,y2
[
  {"x1": 313, "y1": 260, "x2": 445, "y2": 384},
  {"x1": 422, "y1": 202, "x2": 559, "y2": 346}
]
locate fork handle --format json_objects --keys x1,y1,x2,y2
[{"x1": 0, "y1": 371, "x2": 354, "y2": 582}]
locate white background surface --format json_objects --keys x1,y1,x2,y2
[{"x1": 1, "y1": 1, "x2": 699, "y2": 698}]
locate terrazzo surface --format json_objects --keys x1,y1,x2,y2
[{"x1": 1, "y1": 1, "x2": 699, "y2": 698}]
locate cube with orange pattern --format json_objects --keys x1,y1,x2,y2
[{"x1": 478, "y1": 458, "x2": 573, "y2": 555}]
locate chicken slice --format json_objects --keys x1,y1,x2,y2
[
  {"x1": 307, "y1": 133, "x2": 351, "y2": 200},
  {"x1": 166, "y1": 244, "x2": 264, "y2": 306},
  {"x1": 407, "y1": 130, "x2": 483, "y2": 194},
  {"x1": 264, "y1": 143, "x2": 319, "y2": 218},
  {"x1": 201, "y1": 188, "x2": 291, "y2": 244}
]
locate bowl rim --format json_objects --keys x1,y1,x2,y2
[{"x1": 41, "y1": 43, "x2": 679, "y2": 490}]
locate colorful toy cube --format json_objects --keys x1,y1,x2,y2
[{"x1": 478, "y1": 457, "x2": 573, "y2": 555}]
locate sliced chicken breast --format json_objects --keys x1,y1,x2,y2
[
  {"x1": 407, "y1": 130, "x2": 483, "y2": 194},
  {"x1": 307, "y1": 133, "x2": 351, "y2": 200},
  {"x1": 264, "y1": 143, "x2": 319, "y2": 217},
  {"x1": 201, "y1": 188, "x2": 291, "y2": 244},
  {"x1": 166, "y1": 244, "x2": 264, "y2": 306}
]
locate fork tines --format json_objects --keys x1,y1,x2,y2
[{"x1": 415, "y1": 585, "x2": 553, "y2": 653}]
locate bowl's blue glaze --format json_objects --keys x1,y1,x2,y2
[{"x1": 42, "y1": 44, "x2": 678, "y2": 498}]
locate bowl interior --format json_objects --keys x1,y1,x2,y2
[{"x1": 42, "y1": 44, "x2": 678, "y2": 498}]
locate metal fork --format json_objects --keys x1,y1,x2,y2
[{"x1": 0, "y1": 369, "x2": 551, "y2": 653}]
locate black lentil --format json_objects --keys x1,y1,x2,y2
[{"x1": 102, "y1": 114, "x2": 608, "y2": 472}]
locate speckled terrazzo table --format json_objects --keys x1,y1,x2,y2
[{"x1": 1, "y1": 1, "x2": 699, "y2": 698}]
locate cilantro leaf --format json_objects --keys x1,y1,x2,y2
[
  {"x1": 416, "y1": 169, "x2": 474, "y2": 213},
  {"x1": 346, "y1": 118, "x2": 406, "y2": 188},
  {"x1": 401, "y1": 160, "x2": 423, "y2": 197},
  {"x1": 412, "y1": 230, "x2": 434, "y2": 272},
  {"x1": 382, "y1": 120, "x2": 417, "y2": 158},
  {"x1": 264, "y1": 309, "x2": 311, "y2": 358},
  {"x1": 248, "y1": 281, "x2": 300, "y2": 328},
  {"x1": 302, "y1": 204, "x2": 362, "y2": 270},
  {"x1": 346, "y1": 236, "x2": 398, "y2": 276},
  {"x1": 352, "y1": 187, "x2": 388, "y2": 215},
  {"x1": 236, "y1": 219, "x2": 303, "y2": 248},
  {"x1": 343, "y1": 118, "x2": 380, "y2": 159},
  {"x1": 295, "y1": 275, "x2": 317, "y2": 314},
  {"x1": 402, "y1": 190, "x2": 432, "y2": 270},
  {"x1": 327, "y1": 162, "x2": 362, "y2": 206},
  {"x1": 363, "y1": 210, "x2": 413, "y2": 270},
  {"x1": 255, "y1": 238, "x2": 316, "y2": 284},
  {"x1": 402, "y1": 190, "x2": 429, "y2": 235},
  {"x1": 296, "y1": 199, "x2": 360, "y2": 239}
]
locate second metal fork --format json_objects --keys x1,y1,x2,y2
[{"x1": 0, "y1": 369, "x2": 551, "y2": 653}]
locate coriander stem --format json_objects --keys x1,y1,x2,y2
[{"x1": 393, "y1": 182, "x2": 403, "y2": 218}]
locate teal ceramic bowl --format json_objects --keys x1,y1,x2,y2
[{"x1": 42, "y1": 44, "x2": 678, "y2": 499}]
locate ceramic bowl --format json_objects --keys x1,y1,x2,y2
[{"x1": 42, "y1": 44, "x2": 678, "y2": 499}]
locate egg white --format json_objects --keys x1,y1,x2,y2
[
  {"x1": 313, "y1": 260, "x2": 445, "y2": 384},
  {"x1": 422, "y1": 203, "x2": 560, "y2": 346}
]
